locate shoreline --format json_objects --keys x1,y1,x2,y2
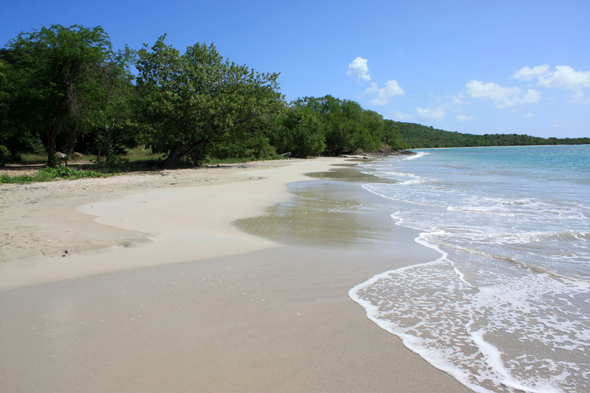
[
  {"x1": 0, "y1": 159, "x2": 300, "y2": 289},
  {"x1": 0, "y1": 157, "x2": 472, "y2": 392}
]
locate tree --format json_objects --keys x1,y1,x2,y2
[
  {"x1": 274, "y1": 107, "x2": 326, "y2": 157},
  {"x1": 6, "y1": 25, "x2": 113, "y2": 165},
  {"x1": 0, "y1": 49, "x2": 47, "y2": 164},
  {"x1": 0, "y1": 57, "x2": 9, "y2": 165},
  {"x1": 88, "y1": 47, "x2": 137, "y2": 161},
  {"x1": 291, "y1": 95, "x2": 385, "y2": 154},
  {"x1": 136, "y1": 36, "x2": 283, "y2": 168},
  {"x1": 383, "y1": 120, "x2": 408, "y2": 149}
]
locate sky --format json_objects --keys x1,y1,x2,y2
[{"x1": 1, "y1": 0, "x2": 589, "y2": 138}]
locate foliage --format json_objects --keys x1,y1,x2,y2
[
  {"x1": 273, "y1": 107, "x2": 326, "y2": 157},
  {"x1": 395, "y1": 122, "x2": 590, "y2": 148},
  {"x1": 0, "y1": 144, "x2": 8, "y2": 166},
  {"x1": 5, "y1": 25, "x2": 115, "y2": 165},
  {"x1": 383, "y1": 120, "x2": 410, "y2": 149},
  {"x1": 280, "y1": 96, "x2": 387, "y2": 155},
  {"x1": 136, "y1": 36, "x2": 283, "y2": 168},
  {"x1": 91, "y1": 47, "x2": 137, "y2": 160},
  {"x1": 2, "y1": 24, "x2": 587, "y2": 173}
]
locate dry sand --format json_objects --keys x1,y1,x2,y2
[{"x1": 0, "y1": 158, "x2": 472, "y2": 392}]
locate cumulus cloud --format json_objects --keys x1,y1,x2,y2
[
  {"x1": 512, "y1": 65, "x2": 550, "y2": 81},
  {"x1": 416, "y1": 106, "x2": 445, "y2": 120},
  {"x1": 466, "y1": 80, "x2": 520, "y2": 106},
  {"x1": 456, "y1": 114, "x2": 477, "y2": 121},
  {"x1": 390, "y1": 110, "x2": 413, "y2": 121},
  {"x1": 539, "y1": 66, "x2": 590, "y2": 89},
  {"x1": 364, "y1": 80, "x2": 405, "y2": 105},
  {"x1": 347, "y1": 57, "x2": 405, "y2": 104},
  {"x1": 522, "y1": 89, "x2": 542, "y2": 104},
  {"x1": 514, "y1": 65, "x2": 590, "y2": 90},
  {"x1": 347, "y1": 57, "x2": 371, "y2": 82},
  {"x1": 465, "y1": 80, "x2": 540, "y2": 108}
]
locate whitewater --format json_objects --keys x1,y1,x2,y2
[{"x1": 350, "y1": 145, "x2": 590, "y2": 393}]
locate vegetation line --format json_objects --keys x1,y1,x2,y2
[{"x1": 1, "y1": 24, "x2": 587, "y2": 180}]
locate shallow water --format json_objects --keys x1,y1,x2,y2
[{"x1": 350, "y1": 146, "x2": 590, "y2": 393}]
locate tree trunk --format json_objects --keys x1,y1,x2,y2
[
  {"x1": 161, "y1": 139, "x2": 208, "y2": 169},
  {"x1": 176, "y1": 139, "x2": 208, "y2": 165},
  {"x1": 67, "y1": 123, "x2": 78, "y2": 162},
  {"x1": 46, "y1": 124, "x2": 59, "y2": 166},
  {"x1": 0, "y1": 135, "x2": 5, "y2": 166},
  {"x1": 161, "y1": 142, "x2": 184, "y2": 169}
]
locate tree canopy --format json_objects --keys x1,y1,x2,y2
[
  {"x1": 394, "y1": 123, "x2": 590, "y2": 148},
  {"x1": 136, "y1": 35, "x2": 283, "y2": 168},
  {"x1": 271, "y1": 95, "x2": 407, "y2": 157},
  {"x1": 4, "y1": 25, "x2": 114, "y2": 165},
  {"x1": 0, "y1": 25, "x2": 587, "y2": 170}
]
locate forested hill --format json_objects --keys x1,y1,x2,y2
[{"x1": 395, "y1": 122, "x2": 590, "y2": 148}]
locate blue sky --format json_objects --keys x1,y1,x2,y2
[{"x1": 1, "y1": 0, "x2": 589, "y2": 138}]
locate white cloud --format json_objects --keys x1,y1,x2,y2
[
  {"x1": 348, "y1": 58, "x2": 405, "y2": 104},
  {"x1": 466, "y1": 80, "x2": 520, "y2": 107},
  {"x1": 538, "y1": 66, "x2": 590, "y2": 89},
  {"x1": 465, "y1": 80, "x2": 541, "y2": 108},
  {"x1": 524, "y1": 112, "x2": 534, "y2": 118},
  {"x1": 362, "y1": 82, "x2": 379, "y2": 95},
  {"x1": 390, "y1": 110, "x2": 413, "y2": 121},
  {"x1": 514, "y1": 64, "x2": 590, "y2": 90},
  {"x1": 365, "y1": 79, "x2": 405, "y2": 105},
  {"x1": 522, "y1": 89, "x2": 542, "y2": 104},
  {"x1": 362, "y1": 80, "x2": 405, "y2": 105},
  {"x1": 456, "y1": 114, "x2": 477, "y2": 121},
  {"x1": 416, "y1": 106, "x2": 445, "y2": 120},
  {"x1": 447, "y1": 95, "x2": 464, "y2": 106},
  {"x1": 512, "y1": 65, "x2": 550, "y2": 81},
  {"x1": 347, "y1": 57, "x2": 371, "y2": 82}
]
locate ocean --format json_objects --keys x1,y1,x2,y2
[{"x1": 350, "y1": 145, "x2": 590, "y2": 393}]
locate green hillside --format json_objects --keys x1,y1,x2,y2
[{"x1": 395, "y1": 122, "x2": 590, "y2": 148}]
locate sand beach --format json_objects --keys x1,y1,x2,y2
[{"x1": 0, "y1": 158, "x2": 472, "y2": 392}]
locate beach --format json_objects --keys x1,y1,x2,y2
[{"x1": 0, "y1": 158, "x2": 472, "y2": 392}]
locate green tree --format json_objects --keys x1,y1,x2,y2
[
  {"x1": 274, "y1": 107, "x2": 326, "y2": 157},
  {"x1": 383, "y1": 120, "x2": 406, "y2": 149},
  {"x1": 86, "y1": 47, "x2": 137, "y2": 161},
  {"x1": 136, "y1": 35, "x2": 283, "y2": 168},
  {"x1": 6, "y1": 25, "x2": 113, "y2": 165},
  {"x1": 0, "y1": 49, "x2": 47, "y2": 164},
  {"x1": 0, "y1": 56, "x2": 9, "y2": 165},
  {"x1": 292, "y1": 95, "x2": 385, "y2": 153}
]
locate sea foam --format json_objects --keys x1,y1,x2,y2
[{"x1": 350, "y1": 146, "x2": 590, "y2": 393}]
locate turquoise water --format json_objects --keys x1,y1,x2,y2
[{"x1": 350, "y1": 145, "x2": 590, "y2": 393}]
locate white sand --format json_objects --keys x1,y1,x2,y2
[{"x1": 0, "y1": 158, "x2": 472, "y2": 392}]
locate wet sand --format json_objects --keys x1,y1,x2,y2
[{"x1": 0, "y1": 159, "x2": 472, "y2": 392}]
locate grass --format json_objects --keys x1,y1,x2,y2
[
  {"x1": 1, "y1": 146, "x2": 289, "y2": 184},
  {"x1": 0, "y1": 166, "x2": 109, "y2": 184},
  {"x1": 124, "y1": 146, "x2": 166, "y2": 162}
]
